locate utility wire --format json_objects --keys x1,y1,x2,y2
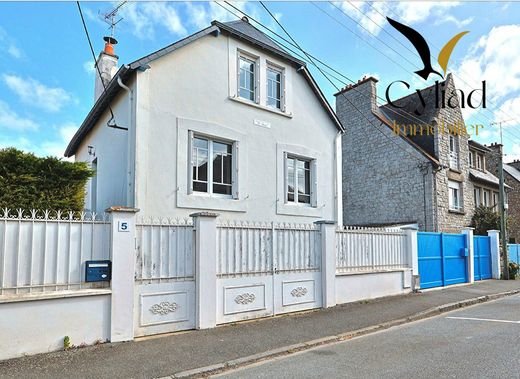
[
  {"x1": 319, "y1": 2, "x2": 520, "y2": 144},
  {"x1": 256, "y1": 1, "x2": 427, "y2": 165},
  {"x1": 220, "y1": 1, "x2": 441, "y2": 131},
  {"x1": 364, "y1": 1, "x2": 520, "y2": 131},
  {"x1": 76, "y1": 1, "x2": 127, "y2": 131}
]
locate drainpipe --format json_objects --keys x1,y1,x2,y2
[
  {"x1": 117, "y1": 69, "x2": 136, "y2": 208},
  {"x1": 334, "y1": 131, "x2": 343, "y2": 226}
]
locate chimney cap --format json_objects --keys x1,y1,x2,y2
[
  {"x1": 103, "y1": 36, "x2": 118, "y2": 45},
  {"x1": 241, "y1": 16, "x2": 249, "y2": 23}
]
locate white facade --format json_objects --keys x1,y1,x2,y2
[{"x1": 73, "y1": 22, "x2": 342, "y2": 224}]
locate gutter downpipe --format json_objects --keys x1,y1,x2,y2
[
  {"x1": 117, "y1": 68, "x2": 136, "y2": 209},
  {"x1": 335, "y1": 131, "x2": 343, "y2": 226}
]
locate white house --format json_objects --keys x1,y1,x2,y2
[{"x1": 65, "y1": 18, "x2": 344, "y2": 223}]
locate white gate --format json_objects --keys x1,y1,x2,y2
[
  {"x1": 134, "y1": 217, "x2": 195, "y2": 337},
  {"x1": 216, "y1": 222, "x2": 321, "y2": 324}
]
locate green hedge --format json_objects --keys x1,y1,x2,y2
[{"x1": 0, "y1": 148, "x2": 93, "y2": 212}]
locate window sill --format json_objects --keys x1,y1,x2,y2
[
  {"x1": 448, "y1": 168, "x2": 462, "y2": 174},
  {"x1": 276, "y1": 201, "x2": 323, "y2": 217},
  {"x1": 448, "y1": 208, "x2": 466, "y2": 215},
  {"x1": 229, "y1": 96, "x2": 293, "y2": 118},
  {"x1": 177, "y1": 192, "x2": 247, "y2": 213}
]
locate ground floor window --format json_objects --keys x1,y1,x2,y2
[
  {"x1": 192, "y1": 135, "x2": 233, "y2": 196},
  {"x1": 286, "y1": 155, "x2": 313, "y2": 205},
  {"x1": 448, "y1": 180, "x2": 462, "y2": 211}
]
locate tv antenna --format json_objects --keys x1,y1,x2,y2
[{"x1": 100, "y1": 1, "x2": 127, "y2": 38}]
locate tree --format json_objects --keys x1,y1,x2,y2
[
  {"x1": 0, "y1": 148, "x2": 93, "y2": 213},
  {"x1": 471, "y1": 205, "x2": 500, "y2": 236}
]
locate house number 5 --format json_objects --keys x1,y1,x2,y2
[{"x1": 118, "y1": 221, "x2": 130, "y2": 232}]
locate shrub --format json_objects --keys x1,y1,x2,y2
[
  {"x1": 0, "y1": 148, "x2": 93, "y2": 213},
  {"x1": 509, "y1": 262, "x2": 519, "y2": 280},
  {"x1": 471, "y1": 206, "x2": 501, "y2": 236}
]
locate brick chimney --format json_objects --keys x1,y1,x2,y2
[
  {"x1": 334, "y1": 76, "x2": 378, "y2": 131},
  {"x1": 509, "y1": 159, "x2": 520, "y2": 170},
  {"x1": 94, "y1": 36, "x2": 118, "y2": 102},
  {"x1": 486, "y1": 142, "x2": 503, "y2": 176}
]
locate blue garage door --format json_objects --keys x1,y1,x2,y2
[
  {"x1": 474, "y1": 236, "x2": 492, "y2": 281},
  {"x1": 418, "y1": 232, "x2": 468, "y2": 289}
]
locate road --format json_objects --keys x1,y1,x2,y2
[{"x1": 215, "y1": 295, "x2": 520, "y2": 379}]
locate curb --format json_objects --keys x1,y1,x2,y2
[{"x1": 168, "y1": 289, "x2": 520, "y2": 378}]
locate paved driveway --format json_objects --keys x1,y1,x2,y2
[{"x1": 217, "y1": 295, "x2": 520, "y2": 379}]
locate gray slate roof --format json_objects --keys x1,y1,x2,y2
[
  {"x1": 505, "y1": 164, "x2": 520, "y2": 183},
  {"x1": 469, "y1": 168, "x2": 501, "y2": 188},
  {"x1": 65, "y1": 19, "x2": 341, "y2": 157}
]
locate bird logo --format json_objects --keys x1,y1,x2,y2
[{"x1": 387, "y1": 17, "x2": 469, "y2": 81}]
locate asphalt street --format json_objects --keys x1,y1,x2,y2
[{"x1": 216, "y1": 295, "x2": 520, "y2": 379}]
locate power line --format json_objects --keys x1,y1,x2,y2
[
  {"x1": 319, "y1": 2, "x2": 520, "y2": 144},
  {"x1": 76, "y1": 1, "x2": 127, "y2": 131},
  {"x1": 256, "y1": 1, "x2": 427, "y2": 165}
]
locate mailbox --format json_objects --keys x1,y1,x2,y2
[
  {"x1": 460, "y1": 248, "x2": 469, "y2": 257},
  {"x1": 85, "y1": 260, "x2": 112, "y2": 282}
]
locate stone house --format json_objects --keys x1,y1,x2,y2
[
  {"x1": 335, "y1": 74, "x2": 500, "y2": 232},
  {"x1": 486, "y1": 144, "x2": 520, "y2": 243},
  {"x1": 65, "y1": 18, "x2": 344, "y2": 223}
]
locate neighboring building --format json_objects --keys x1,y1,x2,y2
[
  {"x1": 468, "y1": 140, "x2": 501, "y2": 212},
  {"x1": 487, "y1": 144, "x2": 520, "y2": 243},
  {"x1": 335, "y1": 74, "x2": 500, "y2": 232},
  {"x1": 65, "y1": 18, "x2": 344, "y2": 223}
]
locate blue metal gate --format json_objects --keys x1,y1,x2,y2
[
  {"x1": 474, "y1": 236, "x2": 492, "y2": 281},
  {"x1": 418, "y1": 232, "x2": 468, "y2": 289},
  {"x1": 509, "y1": 244, "x2": 520, "y2": 264}
]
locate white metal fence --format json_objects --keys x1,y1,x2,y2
[
  {"x1": 135, "y1": 217, "x2": 194, "y2": 283},
  {"x1": 216, "y1": 221, "x2": 320, "y2": 277},
  {"x1": 0, "y1": 209, "x2": 110, "y2": 295},
  {"x1": 336, "y1": 226, "x2": 409, "y2": 273}
]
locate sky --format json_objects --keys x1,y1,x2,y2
[{"x1": 0, "y1": 1, "x2": 519, "y2": 162}]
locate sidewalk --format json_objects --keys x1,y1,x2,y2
[{"x1": 1, "y1": 280, "x2": 519, "y2": 379}]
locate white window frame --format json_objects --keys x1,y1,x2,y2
[
  {"x1": 284, "y1": 154, "x2": 314, "y2": 206},
  {"x1": 448, "y1": 180, "x2": 462, "y2": 211},
  {"x1": 237, "y1": 52, "x2": 259, "y2": 104},
  {"x1": 474, "y1": 186, "x2": 481, "y2": 207},
  {"x1": 178, "y1": 118, "x2": 246, "y2": 213},
  {"x1": 469, "y1": 151, "x2": 474, "y2": 168},
  {"x1": 449, "y1": 135, "x2": 459, "y2": 170},
  {"x1": 483, "y1": 190, "x2": 490, "y2": 207},
  {"x1": 191, "y1": 135, "x2": 235, "y2": 198},
  {"x1": 266, "y1": 62, "x2": 285, "y2": 111},
  {"x1": 477, "y1": 154, "x2": 483, "y2": 170}
]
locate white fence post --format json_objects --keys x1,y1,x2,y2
[
  {"x1": 462, "y1": 228, "x2": 474, "y2": 284},
  {"x1": 191, "y1": 212, "x2": 218, "y2": 329},
  {"x1": 488, "y1": 230, "x2": 501, "y2": 279},
  {"x1": 402, "y1": 227, "x2": 419, "y2": 289},
  {"x1": 315, "y1": 220, "x2": 336, "y2": 308},
  {"x1": 106, "y1": 206, "x2": 139, "y2": 343}
]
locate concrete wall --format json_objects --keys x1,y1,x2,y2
[
  {"x1": 133, "y1": 33, "x2": 340, "y2": 222},
  {"x1": 0, "y1": 292, "x2": 110, "y2": 360},
  {"x1": 76, "y1": 82, "x2": 133, "y2": 214},
  {"x1": 335, "y1": 79, "x2": 435, "y2": 230},
  {"x1": 335, "y1": 270, "x2": 412, "y2": 304}
]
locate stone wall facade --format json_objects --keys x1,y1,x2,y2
[
  {"x1": 335, "y1": 78, "x2": 435, "y2": 230},
  {"x1": 487, "y1": 146, "x2": 520, "y2": 243},
  {"x1": 432, "y1": 76, "x2": 474, "y2": 232},
  {"x1": 336, "y1": 75, "x2": 476, "y2": 232}
]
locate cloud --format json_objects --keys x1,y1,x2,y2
[
  {"x1": 434, "y1": 15, "x2": 473, "y2": 28},
  {"x1": 83, "y1": 61, "x2": 95, "y2": 75},
  {"x1": 0, "y1": 26, "x2": 23, "y2": 60},
  {"x1": 505, "y1": 143, "x2": 520, "y2": 162},
  {"x1": 184, "y1": 1, "x2": 237, "y2": 29},
  {"x1": 118, "y1": 2, "x2": 187, "y2": 39},
  {"x1": 0, "y1": 122, "x2": 77, "y2": 160},
  {"x1": 334, "y1": 1, "x2": 461, "y2": 37},
  {"x1": 453, "y1": 24, "x2": 520, "y2": 120},
  {"x1": 0, "y1": 100, "x2": 39, "y2": 131},
  {"x1": 2, "y1": 74, "x2": 74, "y2": 113}
]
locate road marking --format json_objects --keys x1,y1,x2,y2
[{"x1": 446, "y1": 316, "x2": 520, "y2": 324}]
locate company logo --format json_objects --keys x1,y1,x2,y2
[
  {"x1": 387, "y1": 17, "x2": 468, "y2": 80},
  {"x1": 385, "y1": 17, "x2": 486, "y2": 116}
]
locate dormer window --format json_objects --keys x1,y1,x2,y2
[
  {"x1": 238, "y1": 55, "x2": 258, "y2": 102},
  {"x1": 477, "y1": 154, "x2": 483, "y2": 170}
]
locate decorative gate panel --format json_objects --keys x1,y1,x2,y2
[
  {"x1": 216, "y1": 222, "x2": 321, "y2": 325},
  {"x1": 134, "y1": 218, "x2": 195, "y2": 337}
]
